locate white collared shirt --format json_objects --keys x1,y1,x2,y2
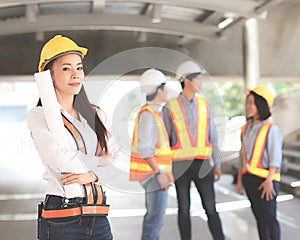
[{"x1": 27, "y1": 106, "x2": 118, "y2": 197}]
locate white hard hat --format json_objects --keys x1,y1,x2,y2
[
  {"x1": 176, "y1": 60, "x2": 205, "y2": 81},
  {"x1": 140, "y1": 69, "x2": 166, "y2": 95}
]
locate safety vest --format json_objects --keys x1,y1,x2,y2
[
  {"x1": 241, "y1": 120, "x2": 280, "y2": 181},
  {"x1": 130, "y1": 104, "x2": 173, "y2": 182},
  {"x1": 167, "y1": 97, "x2": 212, "y2": 161},
  {"x1": 41, "y1": 113, "x2": 109, "y2": 218}
]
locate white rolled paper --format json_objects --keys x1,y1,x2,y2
[
  {"x1": 34, "y1": 70, "x2": 83, "y2": 198},
  {"x1": 34, "y1": 70, "x2": 68, "y2": 147}
]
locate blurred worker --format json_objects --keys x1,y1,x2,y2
[
  {"x1": 236, "y1": 85, "x2": 282, "y2": 240},
  {"x1": 27, "y1": 35, "x2": 116, "y2": 240},
  {"x1": 163, "y1": 61, "x2": 225, "y2": 240},
  {"x1": 130, "y1": 69, "x2": 174, "y2": 240}
]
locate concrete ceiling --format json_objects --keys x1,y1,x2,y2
[
  {"x1": 0, "y1": 0, "x2": 299, "y2": 79},
  {"x1": 0, "y1": 0, "x2": 276, "y2": 38}
]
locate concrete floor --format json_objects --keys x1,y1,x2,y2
[{"x1": 0, "y1": 174, "x2": 299, "y2": 240}]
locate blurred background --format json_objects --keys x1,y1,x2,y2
[{"x1": 0, "y1": 0, "x2": 300, "y2": 239}]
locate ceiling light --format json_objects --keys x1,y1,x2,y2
[{"x1": 218, "y1": 17, "x2": 234, "y2": 29}]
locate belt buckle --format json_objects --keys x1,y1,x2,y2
[
  {"x1": 62, "y1": 198, "x2": 77, "y2": 208},
  {"x1": 62, "y1": 197, "x2": 86, "y2": 208}
]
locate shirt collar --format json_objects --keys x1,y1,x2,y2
[
  {"x1": 60, "y1": 106, "x2": 87, "y2": 124},
  {"x1": 248, "y1": 117, "x2": 272, "y2": 128},
  {"x1": 179, "y1": 94, "x2": 195, "y2": 104},
  {"x1": 146, "y1": 101, "x2": 165, "y2": 112}
]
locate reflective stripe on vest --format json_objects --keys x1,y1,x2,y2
[
  {"x1": 129, "y1": 105, "x2": 173, "y2": 182},
  {"x1": 241, "y1": 121, "x2": 280, "y2": 181},
  {"x1": 167, "y1": 97, "x2": 212, "y2": 161},
  {"x1": 41, "y1": 205, "x2": 109, "y2": 218}
]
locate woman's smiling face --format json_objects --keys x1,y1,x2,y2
[
  {"x1": 50, "y1": 53, "x2": 84, "y2": 97},
  {"x1": 246, "y1": 94, "x2": 258, "y2": 119}
]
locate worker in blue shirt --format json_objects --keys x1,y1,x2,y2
[{"x1": 236, "y1": 85, "x2": 282, "y2": 240}]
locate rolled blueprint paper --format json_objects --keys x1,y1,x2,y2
[
  {"x1": 34, "y1": 70, "x2": 84, "y2": 198},
  {"x1": 34, "y1": 70, "x2": 68, "y2": 147}
]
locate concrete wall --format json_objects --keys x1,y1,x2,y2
[
  {"x1": 188, "y1": 1, "x2": 300, "y2": 77},
  {"x1": 273, "y1": 94, "x2": 300, "y2": 136}
]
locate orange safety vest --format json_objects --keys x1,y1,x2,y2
[
  {"x1": 130, "y1": 104, "x2": 173, "y2": 182},
  {"x1": 166, "y1": 97, "x2": 212, "y2": 161},
  {"x1": 241, "y1": 120, "x2": 280, "y2": 181},
  {"x1": 41, "y1": 113, "x2": 109, "y2": 218}
]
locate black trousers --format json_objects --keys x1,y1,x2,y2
[
  {"x1": 173, "y1": 160, "x2": 225, "y2": 240},
  {"x1": 243, "y1": 174, "x2": 280, "y2": 240}
]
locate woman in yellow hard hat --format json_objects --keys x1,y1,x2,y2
[
  {"x1": 236, "y1": 85, "x2": 282, "y2": 240},
  {"x1": 27, "y1": 35, "x2": 115, "y2": 240}
]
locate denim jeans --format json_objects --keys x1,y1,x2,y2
[
  {"x1": 40, "y1": 215, "x2": 112, "y2": 240},
  {"x1": 173, "y1": 160, "x2": 224, "y2": 240},
  {"x1": 243, "y1": 173, "x2": 280, "y2": 240},
  {"x1": 141, "y1": 176, "x2": 168, "y2": 240}
]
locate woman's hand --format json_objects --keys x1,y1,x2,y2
[
  {"x1": 258, "y1": 178, "x2": 275, "y2": 201},
  {"x1": 61, "y1": 171, "x2": 98, "y2": 185},
  {"x1": 259, "y1": 167, "x2": 277, "y2": 201}
]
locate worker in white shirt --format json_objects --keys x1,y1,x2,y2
[{"x1": 27, "y1": 35, "x2": 117, "y2": 240}]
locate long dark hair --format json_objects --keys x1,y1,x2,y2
[
  {"x1": 74, "y1": 87, "x2": 108, "y2": 152},
  {"x1": 38, "y1": 57, "x2": 108, "y2": 153},
  {"x1": 248, "y1": 91, "x2": 271, "y2": 121}
]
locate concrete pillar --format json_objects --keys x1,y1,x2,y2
[{"x1": 243, "y1": 18, "x2": 260, "y2": 90}]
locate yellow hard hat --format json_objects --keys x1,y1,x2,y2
[
  {"x1": 249, "y1": 85, "x2": 274, "y2": 108},
  {"x1": 38, "y1": 35, "x2": 88, "y2": 72}
]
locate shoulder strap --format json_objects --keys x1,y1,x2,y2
[{"x1": 61, "y1": 113, "x2": 87, "y2": 154}]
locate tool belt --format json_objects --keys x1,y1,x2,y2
[{"x1": 40, "y1": 183, "x2": 110, "y2": 219}]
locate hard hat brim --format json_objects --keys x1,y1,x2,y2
[
  {"x1": 39, "y1": 49, "x2": 87, "y2": 72},
  {"x1": 178, "y1": 71, "x2": 204, "y2": 82},
  {"x1": 247, "y1": 86, "x2": 274, "y2": 108}
]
